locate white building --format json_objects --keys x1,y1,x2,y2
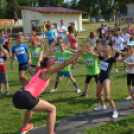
[
  {"x1": 127, "y1": 3, "x2": 134, "y2": 17},
  {"x1": 19, "y1": 6, "x2": 87, "y2": 34}
]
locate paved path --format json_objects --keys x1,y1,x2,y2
[{"x1": 28, "y1": 100, "x2": 134, "y2": 134}]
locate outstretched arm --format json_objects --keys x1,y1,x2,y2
[{"x1": 113, "y1": 48, "x2": 126, "y2": 56}]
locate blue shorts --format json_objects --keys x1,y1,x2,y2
[
  {"x1": 48, "y1": 39, "x2": 54, "y2": 45},
  {"x1": 57, "y1": 71, "x2": 72, "y2": 77}
]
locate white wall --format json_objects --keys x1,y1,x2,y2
[
  {"x1": 127, "y1": 3, "x2": 134, "y2": 15},
  {"x1": 21, "y1": 9, "x2": 82, "y2": 34},
  {"x1": 12, "y1": 19, "x2": 23, "y2": 25}
]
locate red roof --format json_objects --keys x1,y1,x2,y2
[{"x1": 19, "y1": 6, "x2": 87, "y2": 14}]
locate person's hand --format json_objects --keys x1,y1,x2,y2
[
  {"x1": 0, "y1": 44, "x2": 2, "y2": 48},
  {"x1": 27, "y1": 58, "x2": 31, "y2": 64},
  {"x1": 75, "y1": 48, "x2": 83, "y2": 57}
]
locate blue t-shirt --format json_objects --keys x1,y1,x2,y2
[
  {"x1": 12, "y1": 44, "x2": 29, "y2": 64},
  {"x1": 46, "y1": 30, "x2": 55, "y2": 39}
]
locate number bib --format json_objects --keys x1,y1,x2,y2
[
  {"x1": 15, "y1": 47, "x2": 25, "y2": 55},
  {"x1": 32, "y1": 52, "x2": 39, "y2": 57},
  {"x1": 87, "y1": 58, "x2": 94, "y2": 65},
  {"x1": 99, "y1": 61, "x2": 109, "y2": 71},
  {"x1": 58, "y1": 57, "x2": 66, "y2": 64},
  {"x1": 0, "y1": 58, "x2": 4, "y2": 65}
]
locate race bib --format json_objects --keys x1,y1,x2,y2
[
  {"x1": 101, "y1": 30, "x2": 105, "y2": 34},
  {"x1": 32, "y1": 52, "x2": 39, "y2": 57},
  {"x1": 0, "y1": 58, "x2": 4, "y2": 65},
  {"x1": 15, "y1": 47, "x2": 25, "y2": 55},
  {"x1": 99, "y1": 61, "x2": 109, "y2": 71},
  {"x1": 58, "y1": 57, "x2": 66, "y2": 64},
  {"x1": 87, "y1": 58, "x2": 94, "y2": 65}
]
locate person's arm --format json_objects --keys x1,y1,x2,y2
[
  {"x1": 116, "y1": 54, "x2": 128, "y2": 62},
  {"x1": 47, "y1": 49, "x2": 83, "y2": 76},
  {"x1": 57, "y1": 26, "x2": 64, "y2": 33},
  {"x1": 27, "y1": 50, "x2": 31, "y2": 64},
  {"x1": 113, "y1": 48, "x2": 126, "y2": 55},
  {"x1": 123, "y1": 61, "x2": 134, "y2": 67},
  {"x1": 0, "y1": 45, "x2": 8, "y2": 57},
  {"x1": 11, "y1": 53, "x2": 14, "y2": 70}
]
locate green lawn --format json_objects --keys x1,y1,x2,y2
[{"x1": 0, "y1": 23, "x2": 134, "y2": 134}]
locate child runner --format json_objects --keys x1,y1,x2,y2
[
  {"x1": 68, "y1": 25, "x2": 79, "y2": 68},
  {"x1": 43, "y1": 21, "x2": 46, "y2": 38},
  {"x1": 12, "y1": 49, "x2": 83, "y2": 134},
  {"x1": 115, "y1": 42, "x2": 134, "y2": 100},
  {"x1": 51, "y1": 43, "x2": 81, "y2": 93},
  {"x1": 28, "y1": 40, "x2": 44, "y2": 76},
  {"x1": 11, "y1": 34, "x2": 31, "y2": 87},
  {"x1": 79, "y1": 44, "x2": 101, "y2": 97},
  {"x1": 31, "y1": 31, "x2": 40, "y2": 45},
  {"x1": 86, "y1": 45, "x2": 128, "y2": 118},
  {"x1": 0, "y1": 45, "x2": 9, "y2": 95},
  {"x1": 112, "y1": 31, "x2": 127, "y2": 72},
  {"x1": 121, "y1": 27, "x2": 132, "y2": 72},
  {"x1": 45, "y1": 25, "x2": 57, "y2": 52}
]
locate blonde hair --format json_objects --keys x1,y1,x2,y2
[{"x1": 102, "y1": 45, "x2": 114, "y2": 57}]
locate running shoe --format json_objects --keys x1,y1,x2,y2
[
  {"x1": 125, "y1": 69, "x2": 128, "y2": 73},
  {"x1": 78, "y1": 93, "x2": 88, "y2": 97},
  {"x1": 113, "y1": 70, "x2": 119, "y2": 73},
  {"x1": 112, "y1": 110, "x2": 119, "y2": 119},
  {"x1": 126, "y1": 95, "x2": 132, "y2": 101},
  {"x1": 20, "y1": 123, "x2": 33, "y2": 134},
  {"x1": 0, "y1": 91, "x2": 3, "y2": 94},
  {"x1": 6, "y1": 91, "x2": 10, "y2": 95},
  {"x1": 94, "y1": 105, "x2": 106, "y2": 111},
  {"x1": 51, "y1": 89, "x2": 57, "y2": 92},
  {"x1": 76, "y1": 89, "x2": 81, "y2": 93}
]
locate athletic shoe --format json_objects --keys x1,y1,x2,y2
[
  {"x1": 20, "y1": 123, "x2": 33, "y2": 134},
  {"x1": 76, "y1": 89, "x2": 81, "y2": 93},
  {"x1": 0, "y1": 91, "x2": 3, "y2": 94},
  {"x1": 94, "y1": 105, "x2": 106, "y2": 111},
  {"x1": 126, "y1": 95, "x2": 132, "y2": 101},
  {"x1": 113, "y1": 70, "x2": 119, "y2": 73},
  {"x1": 125, "y1": 69, "x2": 128, "y2": 73},
  {"x1": 78, "y1": 93, "x2": 88, "y2": 97},
  {"x1": 76, "y1": 65, "x2": 80, "y2": 68},
  {"x1": 51, "y1": 89, "x2": 57, "y2": 92},
  {"x1": 112, "y1": 110, "x2": 119, "y2": 119},
  {"x1": 6, "y1": 91, "x2": 10, "y2": 95}
]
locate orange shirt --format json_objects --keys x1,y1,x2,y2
[{"x1": 31, "y1": 36, "x2": 39, "y2": 45}]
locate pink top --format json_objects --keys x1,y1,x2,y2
[
  {"x1": 24, "y1": 69, "x2": 50, "y2": 98},
  {"x1": 68, "y1": 33, "x2": 78, "y2": 49},
  {"x1": 127, "y1": 27, "x2": 133, "y2": 34}
]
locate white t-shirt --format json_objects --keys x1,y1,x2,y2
[
  {"x1": 112, "y1": 37, "x2": 125, "y2": 51},
  {"x1": 57, "y1": 25, "x2": 67, "y2": 40},
  {"x1": 88, "y1": 37, "x2": 98, "y2": 47},
  {"x1": 121, "y1": 33, "x2": 131, "y2": 48},
  {"x1": 125, "y1": 54, "x2": 134, "y2": 74}
]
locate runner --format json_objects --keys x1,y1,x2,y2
[{"x1": 12, "y1": 48, "x2": 83, "y2": 134}]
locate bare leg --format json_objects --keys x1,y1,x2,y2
[
  {"x1": 23, "y1": 110, "x2": 33, "y2": 128},
  {"x1": 83, "y1": 83, "x2": 89, "y2": 92},
  {"x1": 5, "y1": 83, "x2": 9, "y2": 92},
  {"x1": 70, "y1": 76, "x2": 76, "y2": 83},
  {"x1": 56, "y1": 76, "x2": 60, "y2": 82},
  {"x1": 114, "y1": 63, "x2": 118, "y2": 70},
  {"x1": 96, "y1": 81, "x2": 104, "y2": 105},
  {"x1": 103, "y1": 81, "x2": 116, "y2": 110},
  {"x1": 32, "y1": 99, "x2": 56, "y2": 134},
  {"x1": 49, "y1": 45, "x2": 52, "y2": 52},
  {"x1": 28, "y1": 66, "x2": 34, "y2": 76},
  {"x1": 128, "y1": 85, "x2": 132, "y2": 95},
  {"x1": 19, "y1": 71, "x2": 28, "y2": 87},
  {"x1": 0, "y1": 83, "x2": 3, "y2": 91}
]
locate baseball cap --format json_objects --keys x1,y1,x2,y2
[{"x1": 127, "y1": 41, "x2": 134, "y2": 46}]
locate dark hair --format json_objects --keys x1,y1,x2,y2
[
  {"x1": 57, "y1": 37, "x2": 62, "y2": 40},
  {"x1": 40, "y1": 57, "x2": 51, "y2": 68},
  {"x1": 89, "y1": 32, "x2": 95, "y2": 38},
  {"x1": 44, "y1": 21, "x2": 46, "y2": 23},
  {"x1": 68, "y1": 26, "x2": 74, "y2": 33}
]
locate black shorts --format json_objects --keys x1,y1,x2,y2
[
  {"x1": 127, "y1": 74, "x2": 134, "y2": 86},
  {"x1": 30, "y1": 64, "x2": 36, "y2": 68},
  {"x1": 3, "y1": 45, "x2": 10, "y2": 52},
  {"x1": 85, "y1": 75, "x2": 98, "y2": 83},
  {"x1": 19, "y1": 63, "x2": 29, "y2": 71},
  {"x1": 12, "y1": 88, "x2": 39, "y2": 110}
]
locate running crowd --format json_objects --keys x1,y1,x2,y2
[{"x1": 1, "y1": 20, "x2": 134, "y2": 134}]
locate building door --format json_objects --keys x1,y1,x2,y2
[{"x1": 31, "y1": 20, "x2": 41, "y2": 35}]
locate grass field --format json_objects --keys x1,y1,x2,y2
[{"x1": 0, "y1": 23, "x2": 134, "y2": 134}]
